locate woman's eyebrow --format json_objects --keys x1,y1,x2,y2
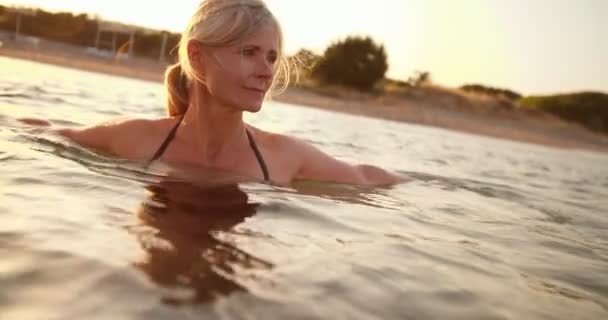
[
  {"x1": 241, "y1": 44, "x2": 260, "y2": 50},
  {"x1": 241, "y1": 44, "x2": 277, "y2": 53}
]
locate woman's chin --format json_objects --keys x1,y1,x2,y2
[
  {"x1": 247, "y1": 104, "x2": 263, "y2": 113},
  {"x1": 235, "y1": 103, "x2": 262, "y2": 113},
  {"x1": 241, "y1": 99, "x2": 264, "y2": 113}
]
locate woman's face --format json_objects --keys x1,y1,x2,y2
[{"x1": 201, "y1": 23, "x2": 279, "y2": 113}]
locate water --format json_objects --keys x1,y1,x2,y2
[{"x1": 1, "y1": 56, "x2": 607, "y2": 319}]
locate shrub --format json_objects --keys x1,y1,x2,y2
[
  {"x1": 312, "y1": 36, "x2": 388, "y2": 91},
  {"x1": 519, "y1": 92, "x2": 608, "y2": 134}
]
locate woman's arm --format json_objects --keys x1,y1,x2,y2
[
  {"x1": 291, "y1": 137, "x2": 408, "y2": 186},
  {"x1": 54, "y1": 125, "x2": 117, "y2": 154},
  {"x1": 18, "y1": 117, "x2": 146, "y2": 157}
]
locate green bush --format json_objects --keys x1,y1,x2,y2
[
  {"x1": 312, "y1": 36, "x2": 388, "y2": 91},
  {"x1": 407, "y1": 71, "x2": 431, "y2": 87},
  {"x1": 460, "y1": 84, "x2": 521, "y2": 101},
  {"x1": 519, "y1": 92, "x2": 608, "y2": 134}
]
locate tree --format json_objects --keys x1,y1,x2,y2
[
  {"x1": 312, "y1": 36, "x2": 388, "y2": 91},
  {"x1": 0, "y1": 5, "x2": 181, "y2": 59}
]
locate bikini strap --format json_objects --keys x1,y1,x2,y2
[
  {"x1": 149, "y1": 117, "x2": 270, "y2": 182},
  {"x1": 149, "y1": 115, "x2": 184, "y2": 163},
  {"x1": 246, "y1": 129, "x2": 270, "y2": 181}
]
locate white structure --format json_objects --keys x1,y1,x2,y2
[
  {"x1": 159, "y1": 32, "x2": 169, "y2": 62},
  {"x1": 93, "y1": 20, "x2": 169, "y2": 61},
  {"x1": 94, "y1": 21, "x2": 136, "y2": 59},
  {"x1": 7, "y1": 7, "x2": 36, "y2": 41}
]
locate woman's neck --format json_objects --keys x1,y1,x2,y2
[{"x1": 176, "y1": 86, "x2": 249, "y2": 166}]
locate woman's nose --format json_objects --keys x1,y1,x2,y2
[{"x1": 255, "y1": 58, "x2": 273, "y2": 79}]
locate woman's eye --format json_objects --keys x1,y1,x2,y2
[
  {"x1": 241, "y1": 48, "x2": 255, "y2": 56},
  {"x1": 268, "y1": 55, "x2": 277, "y2": 64}
]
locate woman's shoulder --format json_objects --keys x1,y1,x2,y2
[
  {"x1": 246, "y1": 126, "x2": 318, "y2": 168},
  {"x1": 246, "y1": 126, "x2": 303, "y2": 151},
  {"x1": 57, "y1": 116, "x2": 177, "y2": 159}
]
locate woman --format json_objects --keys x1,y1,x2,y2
[{"x1": 47, "y1": 0, "x2": 404, "y2": 186}]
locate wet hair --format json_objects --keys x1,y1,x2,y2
[{"x1": 165, "y1": 0, "x2": 291, "y2": 116}]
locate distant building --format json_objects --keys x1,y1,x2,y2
[
  {"x1": 93, "y1": 20, "x2": 169, "y2": 61},
  {"x1": 7, "y1": 7, "x2": 36, "y2": 42},
  {"x1": 93, "y1": 20, "x2": 136, "y2": 59}
]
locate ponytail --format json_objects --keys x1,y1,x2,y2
[{"x1": 164, "y1": 63, "x2": 190, "y2": 116}]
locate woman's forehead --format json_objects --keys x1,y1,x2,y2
[{"x1": 236, "y1": 24, "x2": 279, "y2": 49}]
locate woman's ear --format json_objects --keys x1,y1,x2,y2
[{"x1": 187, "y1": 40, "x2": 204, "y2": 69}]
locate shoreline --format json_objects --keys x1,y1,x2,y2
[
  {"x1": 2, "y1": 45, "x2": 607, "y2": 153},
  {"x1": 0, "y1": 45, "x2": 166, "y2": 83},
  {"x1": 276, "y1": 88, "x2": 608, "y2": 153}
]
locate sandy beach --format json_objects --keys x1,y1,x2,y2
[{"x1": 2, "y1": 42, "x2": 607, "y2": 153}]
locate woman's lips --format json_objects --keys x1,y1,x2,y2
[{"x1": 246, "y1": 87, "x2": 266, "y2": 94}]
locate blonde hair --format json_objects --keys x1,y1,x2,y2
[{"x1": 165, "y1": 0, "x2": 292, "y2": 116}]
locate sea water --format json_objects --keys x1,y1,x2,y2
[{"x1": 1, "y1": 56, "x2": 607, "y2": 319}]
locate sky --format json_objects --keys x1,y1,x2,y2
[{"x1": 4, "y1": 0, "x2": 607, "y2": 95}]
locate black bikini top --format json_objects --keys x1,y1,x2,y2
[{"x1": 149, "y1": 116, "x2": 270, "y2": 181}]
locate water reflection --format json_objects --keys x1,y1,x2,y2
[
  {"x1": 292, "y1": 179, "x2": 402, "y2": 210},
  {"x1": 131, "y1": 180, "x2": 271, "y2": 305}
]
